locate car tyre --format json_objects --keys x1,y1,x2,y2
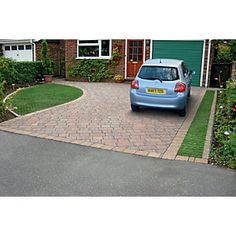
[
  {"x1": 188, "y1": 90, "x2": 191, "y2": 97},
  {"x1": 179, "y1": 107, "x2": 186, "y2": 117},
  {"x1": 131, "y1": 104, "x2": 139, "y2": 112}
]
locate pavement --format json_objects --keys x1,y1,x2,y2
[
  {"x1": 0, "y1": 131, "x2": 236, "y2": 196},
  {"x1": 0, "y1": 80, "x2": 205, "y2": 159}
]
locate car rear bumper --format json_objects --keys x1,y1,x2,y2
[{"x1": 130, "y1": 89, "x2": 187, "y2": 110}]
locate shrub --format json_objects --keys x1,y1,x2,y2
[
  {"x1": 68, "y1": 59, "x2": 114, "y2": 82},
  {"x1": 0, "y1": 57, "x2": 18, "y2": 83},
  {"x1": 0, "y1": 80, "x2": 6, "y2": 118},
  {"x1": 210, "y1": 77, "x2": 236, "y2": 168},
  {"x1": 0, "y1": 57, "x2": 43, "y2": 85},
  {"x1": 217, "y1": 44, "x2": 232, "y2": 63},
  {"x1": 41, "y1": 40, "x2": 54, "y2": 75}
]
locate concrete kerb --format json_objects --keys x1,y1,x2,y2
[{"x1": 202, "y1": 90, "x2": 217, "y2": 159}]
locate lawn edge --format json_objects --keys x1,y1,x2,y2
[
  {"x1": 162, "y1": 88, "x2": 206, "y2": 161},
  {"x1": 170, "y1": 90, "x2": 217, "y2": 164},
  {"x1": 2, "y1": 82, "x2": 86, "y2": 119}
]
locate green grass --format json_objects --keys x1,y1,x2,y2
[
  {"x1": 177, "y1": 91, "x2": 215, "y2": 158},
  {"x1": 11, "y1": 83, "x2": 83, "y2": 115}
]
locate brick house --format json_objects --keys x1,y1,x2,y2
[
  {"x1": 64, "y1": 39, "x2": 211, "y2": 87},
  {"x1": 1, "y1": 39, "x2": 212, "y2": 87}
]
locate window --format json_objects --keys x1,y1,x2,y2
[
  {"x1": 18, "y1": 45, "x2": 24, "y2": 50},
  {"x1": 77, "y1": 40, "x2": 111, "y2": 58},
  {"x1": 25, "y1": 45, "x2": 32, "y2": 50},
  {"x1": 4, "y1": 46, "x2": 10, "y2": 51},
  {"x1": 12, "y1": 46, "x2": 17, "y2": 50},
  {"x1": 138, "y1": 66, "x2": 179, "y2": 81}
]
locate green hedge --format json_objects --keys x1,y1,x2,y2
[
  {"x1": 0, "y1": 81, "x2": 6, "y2": 118},
  {"x1": 68, "y1": 59, "x2": 114, "y2": 82},
  {"x1": 0, "y1": 57, "x2": 43, "y2": 85},
  {"x1": 210, "y1": 78, "x2": 236, "y2": 168}
]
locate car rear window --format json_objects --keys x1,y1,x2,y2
[{"x1": 138, "y1": 66, "x2": 179, "y2": 81}]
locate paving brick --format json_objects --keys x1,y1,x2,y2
[
  {"x1": 0, "y1": 81, "x2": 204, "y2": 161},
  {"x1": 195, "y1": 158, "x2": 208, "y2": 164},
  {"x1": 175, "y1": 155, "x2": 189, "y2": 161}
]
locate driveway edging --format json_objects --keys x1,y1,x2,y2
[{"x1": 161, "y1": 88, "x2": 206, "y2": 162}]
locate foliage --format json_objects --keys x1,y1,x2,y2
[
  {"x1": 41, "y1": 40, "x2": 54, "y2": 75},
  {"x1": 68, "y1": 45, "x2": 122, "y2": 82},
  {"x1": 0, "y1": 80, "x2": 6, "y2": 118},
  {"x1": 210, "y1": 78, "x2": 236, "y2": 169},
  {"x1": 69, "y1": 59, "x2": 114, "y2": 82},
  {"x1": 113, "y1": 74, "x2": 124, "y2": 82},
  {"x1": 217, "y1": 44, "x2": 232, "y2": 63},
  {"x1": 177, "y1": 91, "x2": 215, "y2": 158},
  {"x1": 11, "y1": 83, "x2": 83, "y2": 115},
  {"x1": 0, "y1": 57, "x2": 43, "y2": 85}
]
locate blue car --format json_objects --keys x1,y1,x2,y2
[{"x1": 130, "y1": 59, "x2": 194, "y2": 116}]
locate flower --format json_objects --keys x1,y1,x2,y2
[
  {"x1": 224, "y1": 131, "x2": 230, "y2": 136},
  {"x1": 219, "y1": 105, "x2": 223, "y2": 109}
]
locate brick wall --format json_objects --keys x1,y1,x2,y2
[
  {"x1": 64, "y1": 39, "x2": 126, "y2": 79},
  {"x1": 65, "y1": 40, "x2": 77, "y2": 78},
  {"x1": 112, "y1": 40, "x2": 125, "y2": 78},
  {"x1": 231, "y1": 61, "x2": 236, "y2": 77},
  {"x1": 36, "y1": 40, "x2": 65, "y2": 77},
  {"x1": 201, "y1": 40, "x2": 209, "y2": 87}
]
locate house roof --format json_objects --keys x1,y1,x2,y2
[{"x1": 0, "y1": 39, "x2": 33, "y2": 44}]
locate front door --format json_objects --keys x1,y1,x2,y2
[{"x1": 127, "y1": 40, "x2": 144, "y2": 78}]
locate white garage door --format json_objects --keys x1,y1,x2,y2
[{"x1": 3, "y1": 44, "x2": 33, "y2": 61}]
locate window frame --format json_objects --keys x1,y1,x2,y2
[{"x1": 77, "y1": 39, "x2": 112, "y2": 59}]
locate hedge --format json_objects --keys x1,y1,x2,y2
[
  {"x1": 0, "y1": 81, "x2": 5, "y2": 119},
  {"x1": 0, "y1": 57, "x2": 43, "y2": 85},
  {"x1": 68, "y1": 59, "x2": 114, "y2": 82}
]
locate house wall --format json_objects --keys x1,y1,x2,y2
[
  {"x1": 36, "y1": 40, "x2": 65, "y2": 77},
  {"x1": 64, "y1": 40, "x2": 126, "y2": 79}
]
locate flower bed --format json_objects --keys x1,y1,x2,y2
[{"x1": 210, "y1": 78, "x2": 236, "y2": 169}]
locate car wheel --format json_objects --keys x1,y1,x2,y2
[
  {"x1": 179, "y1": 107, "x2": 186, "y2": 117},
  {"x1": 131, "y1": 104, "x2": 139, "y2": 112},
  {"x1": 188, "y1": 90, "x2": 191, "y2": 97}
]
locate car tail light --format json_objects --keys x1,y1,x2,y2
[
  {"x1": 131, "y1": 80, "x2": 139, "y2": 89},
  {"x1": 174, "y1": 82, "x2": 186, "y2": 92}
]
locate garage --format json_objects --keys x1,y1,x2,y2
[
  {"x1": 152, "y1": 40, "x2": 204, "y2": 86},
  {"x1": 1, "y1": 40, "x2": 34, "y2": 62}
]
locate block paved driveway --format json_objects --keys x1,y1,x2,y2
[{"x1": 0, "y1": 80, "x2": 204, "y2": 157}]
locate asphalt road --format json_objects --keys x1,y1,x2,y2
[{"x1": 0, "y1": 131, "x2": 235, "y2": 196}]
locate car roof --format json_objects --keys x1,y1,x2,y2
[{"x1": 143, "y1": 59, "x2": 183, "y2": 67}]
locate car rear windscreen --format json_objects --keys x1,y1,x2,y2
[{"x1": 138, "y1": 66, "x2": 179, "y2": 81}]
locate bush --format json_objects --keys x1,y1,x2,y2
[
  {"x1": 0, "y1": 80, "x2": 6, "y2": 118},
  {"x1": 0, "y1": 57, "x2": 43, "y2": 85},
  {"x1": 68, "y1": 59, "x2": 114, "y2": 82},
  {"x1": 210, "y1": 77, "x2": 236, "y2": 168},
  {"x1": 41, "y1": 40, "x2": 54, "y2": 75}
]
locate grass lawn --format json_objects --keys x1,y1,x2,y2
[
  {"x1": 177, "y1": 90, "x2": 215, "y2": 158},
  {"x1": 11, "y1": 83, "x2": 83, "y2": 115}
]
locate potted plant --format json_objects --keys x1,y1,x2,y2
[
  {"x1": 113, "y1": 74, "x2": 124, "y2": 83},
  {"x1": 41, "y1": 40, "x2": 54, "y2": 83}
]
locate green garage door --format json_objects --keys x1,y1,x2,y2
[{"x1": 152, "y1": 40, "x2": 204, "y2": 86}]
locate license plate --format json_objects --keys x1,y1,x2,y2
[{"x1": 146, "y1": 88, "x2": 166, "y2": 94}]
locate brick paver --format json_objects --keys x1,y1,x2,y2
[{"x1": 0, "y1": 80, "x2": 204, "y2": 157}]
